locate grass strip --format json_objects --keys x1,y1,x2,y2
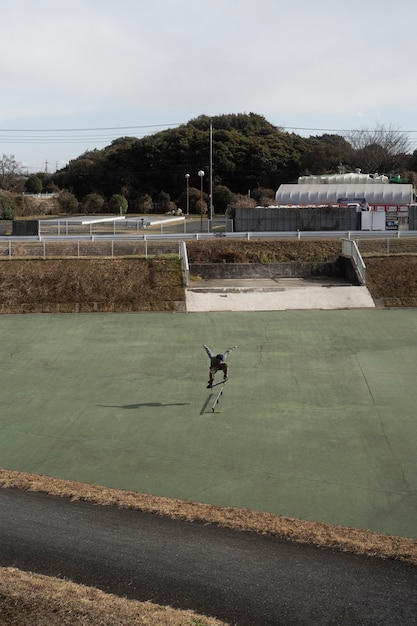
[{"x1": 0, "y1": 566, "x2": 227, "y2": 626}]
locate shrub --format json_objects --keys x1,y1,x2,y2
[{"x1": 0, "y1": 192, "x2": 16, "y2": 219}]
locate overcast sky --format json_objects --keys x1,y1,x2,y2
[{"x1": 1, "y1": 0, "x2": 416, "y2": 173}]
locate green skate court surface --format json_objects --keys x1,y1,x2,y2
[{"x1": 1, "y1": 309, "x2": 416, "y2": 539}]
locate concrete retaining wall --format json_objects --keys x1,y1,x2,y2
[
  {"x1": 190, "y1": 258, "x2": 358, "y2": 281},
  {"x1": 235, "y1": 206, "x2": 358, "y2": 232}
]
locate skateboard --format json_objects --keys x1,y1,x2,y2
[{"x1": 206, "y1": 380, "x2": 227, "y2": 412}]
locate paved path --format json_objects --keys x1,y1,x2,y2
[
  {"x1": 1, "y1": 488, "x2": 417, "y2": 626},
  {"x1": 186, "y1": 277, "x2": 375, "y2": 311}
]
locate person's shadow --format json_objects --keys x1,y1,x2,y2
[{"x1": 98, "y1": 402, "x2": 190, "y2": 409}]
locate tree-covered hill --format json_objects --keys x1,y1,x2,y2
[{"x1": 49, "y1": 113, "x2": 415, "y2": 215}]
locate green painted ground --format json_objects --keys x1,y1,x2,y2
[{"x1": 1, "y1": 310, "x2": 417, "y2": 539}]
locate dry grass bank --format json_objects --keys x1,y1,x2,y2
[
  {"x1": 0, "y1": 258, "x2": 185, "y2": 313},
  {"x1": 364, "y1": 255, "x2": 417, "y2": 307},
  {"x1": 0, "y1": 566, "x2": 227, "y2": 626},
  {"x1": 187, "y1": 239, "x2": 342, "y2": 264}
]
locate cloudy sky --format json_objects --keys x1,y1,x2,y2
[{"x1": 1, "y1": 0, "x2": 416, "y2": 173}]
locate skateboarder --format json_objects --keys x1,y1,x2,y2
[{"x1": 203, "y1": 344, "x2": 237, "y2": 388}]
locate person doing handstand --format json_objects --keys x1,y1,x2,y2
[{"x1": 203, "y1": 344, "x2": 237, "y2": 388}]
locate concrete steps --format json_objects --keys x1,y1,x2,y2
[{"x1": 186, "y1": 278, "x2": 375, "y2": 312}]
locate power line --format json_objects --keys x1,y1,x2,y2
[
  {"x1": 1, "y1": 122, "x2": 417, "y2": 137},
  {"x1": 0, "y1": 123, "x2": 182, "y2": 133},
  {"x1": 282, "y1": 126, "x2": 417, "y2": 134},
  {"x1": 1, "y1": 121, "x2": 416, "y2": 163},
  {"x1": 0, "y1": 123, "x2": 181, "y2": 146}
]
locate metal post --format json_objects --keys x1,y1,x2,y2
[
  {"x1": 198, "y1": 170, "x2": 205, "y2": 231},
  {"x1": 209, "y1": 120, "x2": 213, "y2": 220},
  {"x1": 185, "y1": 173, "x2": 190, "y2": 215}
]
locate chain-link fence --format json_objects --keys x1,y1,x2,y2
[{"x1": 357, "y1": 237, "x2": 417, "y2": 256}]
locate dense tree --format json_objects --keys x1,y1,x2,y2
[
  {"x1": 54, "y1": 156, "x2": 99, "y2": 199},
  {"x1": 34, "y1": 171, "x2": 57, "y2": 193},
  {"x1": 250, "y1": 186, "x2": 276, "y2": 206},
  {"x1": 212, "y1": 185, "x2": 234, "y2": 214},
  {"x1": 108, "y1": 194, "x2": 128, "y2": 215},
  {"x1": 80, "y1": 192, "x2": 104, "y2": 214},
  {"x1": 301, "y1": 134, "x2": 354, "y2": 174},
  {"x1": 134, "y1": 193, "x2": 154, "y2": 213},
  {"x1": 56, "y1": 190, "x2": 78, "y2": 213},
  {"x1": 25, "y1": 175, "x2": 43, "y2": 194},
  {"x1": 156, "y1": 191, "x2": 174, "y2": 213}
]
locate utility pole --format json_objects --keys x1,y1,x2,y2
[{"x1": 209, "y1": 120, "x2": 213, "y2": 221}]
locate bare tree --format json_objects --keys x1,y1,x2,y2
[
  {"x1": 347, "y1": 124, "x2": 410, "y2": 174},
  {"x1": 0, "y1": 154, "x2": 25, "y2": 191}
]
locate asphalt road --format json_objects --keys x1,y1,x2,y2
[{"x1": 1, "y1": 488, "x2": 417, "y2": 625}]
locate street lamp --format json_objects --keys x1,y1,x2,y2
[
  {"x1": 185, "y1": 173, "x2": 190, "y2": 215},
  {"x1": 198, "y1": 170, "x2": 205, "y2": 231}
]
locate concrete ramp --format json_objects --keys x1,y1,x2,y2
[{"x1": 186, "y1": 277, "x2": 375, "y2": 312}]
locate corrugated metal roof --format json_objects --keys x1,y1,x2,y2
[
  {"x1": 298, "y1": 173, "x2": 389, "y2": 184},
  {"x1": 275, "y1": 183, "x2": 413, "y2": 205}
]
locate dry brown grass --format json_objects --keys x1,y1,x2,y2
[
  {"x1": 364, "y1": 255, "x2": 417, "y2": 307},
  {"x1": 0, "y1": 258, "x2": 185, "y2": 313},
  {"x1": 0, "y1": 566, "x2": 227, "y2": 626},
  {"x1": 186, "y1": 239, "x2": 342, "y2": 264}
]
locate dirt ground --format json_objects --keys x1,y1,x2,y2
[{"x1": 0, "y1": 240, "x2": 415, "y2": 311}]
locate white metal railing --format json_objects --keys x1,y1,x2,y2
[
  {"x1": 180, "y1": 241, "x2": 189, "y2": 287},
  {"x1": 37, "y1": 218, "x2": 235, "y2": 237},
  {"x1": 342, "y1": 238, "x2": 366, "y2": 284},
  {"x1": 7, "y1": 229, "x2": 417, "y2": 244},
  {"x1": 3, "y1": 231, "x2": 417, "y2": 267}
]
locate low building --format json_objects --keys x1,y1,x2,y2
[
  {"x1": 234, "y1": 171, "x2": 415, "y2": 232},
  {"x1": 274, "y1": 171, "x2": 413, "y2": 232}
]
